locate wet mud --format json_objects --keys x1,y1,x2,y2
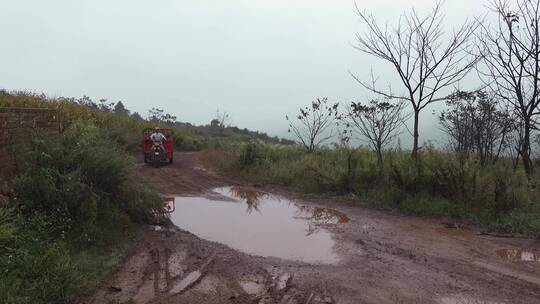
[
  {"x1": 436, "y1": 227, "x2": 478, "y2": 237},
  {"x1": 91, "y1": 226, "x2": 334, "y2": 304}
]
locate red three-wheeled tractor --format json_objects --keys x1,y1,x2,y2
[{"x1": 141, "y1": 128, "x2": 174, "y2": 167}]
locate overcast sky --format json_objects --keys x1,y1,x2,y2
[{"x1": 0, "y1": 0, "x2": 488, "y2": 144}]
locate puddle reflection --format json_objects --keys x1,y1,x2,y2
[
  {"x1": 229, "y1": 186, "x2": 268, "y2": 214},
  {"x1": 295, "y1": 206, "x2": 350, "y2": 235},
  {"x1": 169, "y1": 187, "x2": 347, "y2": 264}
]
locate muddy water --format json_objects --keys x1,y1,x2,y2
[{"x1": 170, "y1": 187, "x2": 347, "y2": 264}]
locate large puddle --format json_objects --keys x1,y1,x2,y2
[{"x1": 169, "y1": 187, "x2": 348, "y2": 264}]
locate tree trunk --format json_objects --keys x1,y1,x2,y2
[
  {"x1": 347, "y1": 151, "x2": 354, "y2": 192},
  {"x1": 522, "y1": 120, "x2": 533, "y2": 176},
  {"x1": 376, "y1": 144, "x2": 383, "y2": 174},
  {"x1": 411, "y1": 110, "x2": 420, "y2": 159}
]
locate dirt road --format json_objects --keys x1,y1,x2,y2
[{"x1": 91, "y1": 152, "x2": 540, "y2": 304}]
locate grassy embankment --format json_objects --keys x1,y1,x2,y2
[
  {"x1": 0, "y1": 122, "x2": 166, "y2": 304},
  {"x1": 205, "y1": 141, "x2": 540, "y2": 238},
  {"x1": 0, "y1": 91, "x2": 204, "y2": 304}
]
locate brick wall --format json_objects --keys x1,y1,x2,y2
[{"x1": 0, "y1": 108, "x2": 60, "y2": 176}]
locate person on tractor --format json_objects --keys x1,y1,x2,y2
[{"x1": 150, "y1": 127, "x2": 167, "y2": 154}]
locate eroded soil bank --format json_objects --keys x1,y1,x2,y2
[{"x1": 90, "y1": 152, "x2": 540, "y2": 304}]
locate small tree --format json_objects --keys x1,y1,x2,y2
[
  {"x1": 210, "y1": 119, "x2": 220, "y2": 128},
  {"x1": 131, "y1": 112, "x2": 143, "y2": 120},
  {"x1": 439, "y1": 96, "x2": 476, "y2": 157},
  {"x1": 113, "y1": 101, "x2": 130, "y2": 116},
  {"x1": 97, "y1": 98, "x2": 115, "y2": 112},
  {"x1": 211, "y1": 110, "x2": 231, "y2": 129},
  {"x1": 334, "y1": 127, "x2": 357, "y2": 192},
  {"x1": 148, "y1": 108, "x2": 177, "y2": 124},
  {"x1": 286, "y1": 98, "x2": 339, "y2": 153},
  {"x1": 440, "y1": 90, "x2": 513, "y2": 166},
  {"x1": 345, "y1": 99, "x2": 405, "y2": 168}
]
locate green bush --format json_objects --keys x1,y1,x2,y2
[
  {"x1": 0, "y1": 208, "x2": 15, "y2": 247},
  {"x1": 12, "y1": 123, "x2": 163, "y2": 242},
  {"x1": 0, "y1": 122, "x2": 165, "y2": 303},
  {"x1": 504, "y1": 210, "x2": 540, "y2": 238},
  {"x1": 238, "y1": 140, "x2": 264, "y2": 168},
  {"x1": 0, "y1": 211, "x2": 83, "y2": 304}
]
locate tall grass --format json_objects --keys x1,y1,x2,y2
[{"x1": 206, "y1": 141, "x2": 540, "y2": 238}]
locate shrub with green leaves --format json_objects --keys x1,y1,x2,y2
[
  {"x1": 0, "y1": 122, "x2": 164, "y2": 303},
  {"x1": 0, "y1": 208, "x2": 84, "y2": 304},
  {"x1": 12, "y1": 122, "x2": 162, "y2": 241},
  {"x1": 238, "y1": 140, "x2": 264, "y2": 168}
]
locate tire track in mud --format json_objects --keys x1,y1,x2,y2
[{"x1": 93, "y1": 227, "x2": 323, "y2": 304}]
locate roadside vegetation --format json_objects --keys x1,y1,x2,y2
[{"x1": 0, "y1": 122, "x2": 164, "y2": 304}]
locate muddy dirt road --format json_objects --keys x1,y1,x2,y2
[{"x1": 91, "y1": 152, "x2": 540, "y2": 304}]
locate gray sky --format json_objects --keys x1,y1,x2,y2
[{"x1": 0, "y1": 0, "x2": 487, "y2": 144}]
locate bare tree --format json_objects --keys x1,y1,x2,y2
[
  {"x1": 345, "y1": 99, "x2": 405, "y2": 168},
  {"x1": 286, "y1": 98, "x2": 339, "y2": 153},
  {"x1": 509, "y1": 117, "x2": 526, "y2": 169},
  {"x1": 352, "y1": 0, "x2": 480, "y2": 159},
  {"x1": 211, "y1": 109, "x2": 231, "y2": 129},
  {"x1": 477, "y1": 0, "x2": 540, "y2": 175},
  {"x1": 440, "y1": 90, "x2": 513, "y2": 166}
]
